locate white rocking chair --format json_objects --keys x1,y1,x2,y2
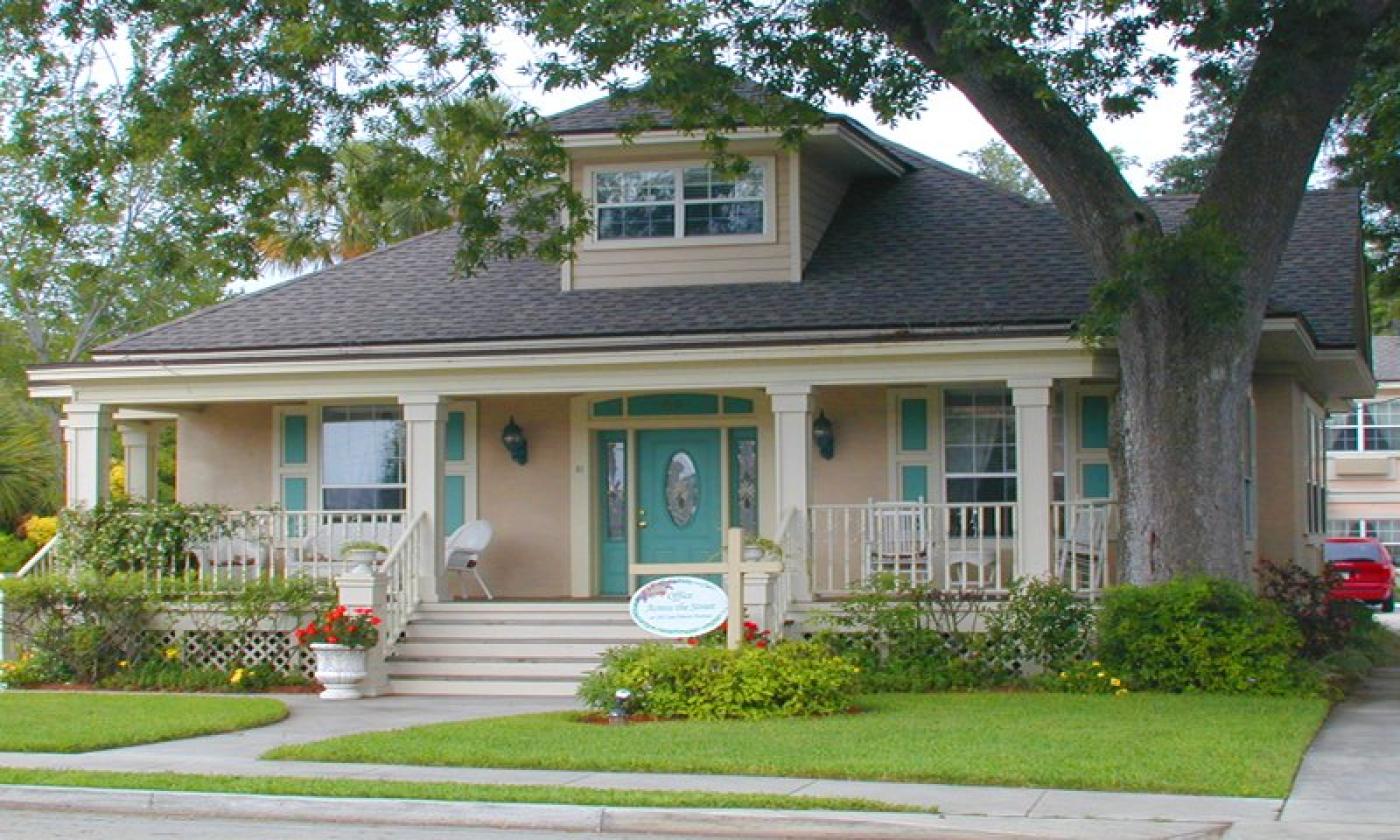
[
  {"x1": 1057, "y1": 506, "x2": 1108, "y2": 591},
  {"x1": 863, "y1": 500, "x2": 932, "y2": 584},
  {"x1": 445, "y1": 520, "x2": 494, "y2": 600}
]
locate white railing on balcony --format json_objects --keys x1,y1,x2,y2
[
  {"x1": 808, "y1": 502, "x2": 1017, "y2": 595},
  {"x1": 1053, "y1": 501, "x2": 1118, "y2": 597},
  {"x1": 379, "y1": 511, "x2": 429, "y2": 657},
  {"x1": 24, "y1": 509, "x2": 406, "y2": 593}
]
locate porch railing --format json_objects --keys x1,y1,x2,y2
[
  {"x1": 771, "y1": 507, "x2": 805, "y2": 633},
  {"x1": 21, "y1": 509, "x2": 407, "y2": 594},
  {"x1": 808, "y1": 502, "x2": 1017, "y2": 596},
  {"x1": 379, "y1": 511, "x2": 429, "y2": 658}
]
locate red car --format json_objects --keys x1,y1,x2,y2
[{"x1": 1324, "y1": 537, "x2": 1396, "y2": 613}]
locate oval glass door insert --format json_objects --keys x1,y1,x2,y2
[{"x1": 665, "y1": 451, "x2": 700, "y2": 527}]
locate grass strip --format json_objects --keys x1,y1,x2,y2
[
  {"x1": 267, "y1": 692, "x2": 1330, "y2": 798},
  {"x1": 0, "y1": 767, "x2": 931, "y2": 812},
  {"x1": 0, "y1": 693, "x2": 287, "y2": 752}
]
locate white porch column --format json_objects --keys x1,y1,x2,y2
[
  {"x1": 117, "y1": 421, "x2": 159, "y2": 501},
  {"x1": 64, "y1": 402, "x2": 111, "y2": 508},
  {"x1": 400, "y1": 394, "x2": 445, "y2": 602},
  {"x1": 1012, "y1": 380, "x2": 1055, "y2": 579},
  {"x1": 767, "y1": 384, "x2": 813, "y2": 602}
]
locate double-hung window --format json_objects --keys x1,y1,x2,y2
[
  {"x1": 1327, "y1": 399, "x2": 1400, "y2": 452},
  {"x1": 591, "y1": 160, "x2": 770, "y2": 244},
  {"x1": 320, "y1": 405, "x2": 406, "y2": 510},
  {"x1": 943, "y1": 388, "x2": 1017, "y2": 536}
]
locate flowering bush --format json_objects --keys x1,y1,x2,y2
[
  {"x1": 1045, "y1": 660, "x2": 1130, "y2": 695},
  {"x1": 685, "y1": 619, "x2": 771, "y2": 648},
  {"x1": 294, "y1": 605, "x2": 380, "y2": 649},
  {"x1": 17, "y1": 515, "x2": 57, "y2": 547}
]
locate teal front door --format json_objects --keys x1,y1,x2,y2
[{"x1": 637, "y1": 429, "x2": 722, "y2": 569}]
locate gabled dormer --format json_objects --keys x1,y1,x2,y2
[{"x1": 549, "y1": 94, "x2": 908, "y2": 291}]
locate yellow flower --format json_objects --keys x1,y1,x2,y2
[
  {"x1": 164, "y1": 647, "x2": 180, "y2": 661},
  {"x1": 1110, "y1": 677, "x2": 1122, "y2": 687},
  {"x1": 229, "y1": 669, "x2": 244, "y2": 685},
  {"x1": 1059, "y1": 672, "x2": 1068, "y2": 679},
  {"x1": 1091, "y1": 661, "x2": 1101, "y2": 667},
  {"x1": 1097, "y1": 671, "x2": 1106, "y2": 678},
  {"x1": 1115, "y1": 688, "x2": 1129, "y2": 696},
  {"x1": 118, "y1": 660, "x2": 128, "y2": 669},
  {"x1": 20, "y1": 651, "x2": 32, "y2": 662}
]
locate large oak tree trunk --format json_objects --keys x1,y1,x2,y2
[
  {"x1": 1115, "y1": 291, "x2": 1256, "y2": 583},
  {"x1": 859, "y1": 0, "x2": 1391, "y2": 583}
]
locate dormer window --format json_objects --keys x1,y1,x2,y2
[{"x1": 586, "y1": 157, "x2": 775, "y2": 248}]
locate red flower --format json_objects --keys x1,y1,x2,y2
[
  {"x1": 370, "y1": 617, "x2": 381, "y2": 626},
  {"x1": 755, "y1": 640, "x2": 768, "y2": 649},
  {"x1": 356, "y1": 607, "x2": 372, "y2": 615},
  {"x1": 686, "y1": 638, "x2": 698, "y2": 646},
  {"x1": 326, "y1": 635, "x2": 339, "y2": 644},
  {"x1": 744, "y1": 621, "x2": 758, "y2": 630}
]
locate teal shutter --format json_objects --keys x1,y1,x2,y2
[
  {"x1": 900, "y1": 398, "x2": 928, "y2": 451},
  {"x1": 1081, "y1": 463, "x2": 1111, "y2": 499},
  {"x1": 445, "y1": 411, "x2": 466, "y2": 462},
  {"x1": 443, "y1": 475, "x2": 466, "y2": 536},
  {"x1": 1080, "y1": 396, "x2": 1109, "y2": 449},
  {"x1": 282, "y1": 415, "x2": 307, "y2": 465},
  {"x1": 900, "y1": 465, "x2": 928, "y2": 502}
]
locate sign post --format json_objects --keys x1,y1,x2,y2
[{"x1": 627, "y1": 528, "x2": 784, "y2": 650}]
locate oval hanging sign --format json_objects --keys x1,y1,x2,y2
[{"x1": 629, "y1": 576, "x2": 729, "y2": 639}]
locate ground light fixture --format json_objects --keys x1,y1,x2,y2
[
  {"x1": 812, "y1": 410, "x2": 835, "y2": 460},
  {"x1": 610, "y1": 688, "x2": 633, "y2": 725},
  {"x1": 501, "y1": 416, "x2": 528, "y2": 465}
]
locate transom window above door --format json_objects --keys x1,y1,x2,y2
[{"x1": 588, "y1": 159, "x2": 773, "y2": 246}]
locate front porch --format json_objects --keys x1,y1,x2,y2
[{"x1": 52, "y1": 377, "x2": 1121, "y2": 607}]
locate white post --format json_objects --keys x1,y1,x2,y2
[
  {"x1": 767, "y1": 384, "x2": 813, "y2": 603},
  {"x1": 335, "y1": 567, "x2": 389, "y2": 697},
  {"x1": 64, "y1": 402, "x2": 111, "y2": 508},
  {"x1": 400, "y1": 395, "x2": 444, "y2": 603},
  {"x1": 117, "y1": 421, "x2": 159, "y2": 501},
  {"x1": 1012, "y1": 380, "x2": 1055, "y2": 579}
]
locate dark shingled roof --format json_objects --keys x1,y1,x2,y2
[
  {"x1": 544, "y1": 81, "x2": 827, "y2": 135},
  {"x1": 1373, "y1": 336, "x2": 1400, "y2": 381},
  {"x1": 97, "y1": 124, "x2": 1364, "y2": 357}
]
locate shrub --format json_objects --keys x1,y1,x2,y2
[
  {"x1": 685, "y1": 619, "x2": 771, "y2": 648},
  {"x1": 96, "y1": 657, "x2": 309, "y2": 693},
  {"x1": 578, "y1": 641, "x2": 858, "y2": 720},
  {"x1": 812, "y1": 574, "x2": 1004, "y2": 691},
  {"x1": 1041, "y1": 659, "x2": 1131, "y2": 695},
  {"x1": 983, "y1": 578, "x2": 1095, "y2": 673},
  {"x1": 55, "y1": 499, "x2": 248, "y2": 575},
  {"x1": 0, "y1": 572, "x2": 162, "y2": 683},
  {"x1": 0, "y1": 531, "x2": 36, "y2": 574},
  {"x1": 1098, "y1": 577, "x2": 1318, "y2": 695},
  {"x1": 18, "y1": 515, "x2": 58, "y2": 547},
  {"x1": 1255, "y1": 559, "x2": 1357, "y2": 658}
]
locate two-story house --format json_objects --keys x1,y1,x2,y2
[
  {"x1": 26, "y1": 89, "x2": 1374, "y2": 694},
  {"x1": 1328, "y1": 336, "x2": 1400, "y2": 555}
]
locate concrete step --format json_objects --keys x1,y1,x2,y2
[
  {"x1": 408, "y1": 616, "x2": 641, "y2": 628},
  {"x1": 387, "y1": 659, "x2": 598, "y2": 679},
  {"x1": 402, "y1": 622, "x2": 652, "y2": 641},
  {"x1": 392, "y1": 640, "x2": 625, "y2": 659},
  {"x1": 387, "y1": 676, "x2": 580, "y2": 697}
]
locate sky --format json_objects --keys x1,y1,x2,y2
[{"x1": 238, "y1": 31, "x2": 1196, "y2": 294}]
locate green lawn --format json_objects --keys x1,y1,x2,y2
[
  {"x1": 0, "y1": 768, "x2": 925, "y2": 812},
  {"x1": 268, "y1": 693, "x2": 1329, "y2": 798},
  {"x1": 0, "y1": 693, "x2": 287, "y2": 752}
]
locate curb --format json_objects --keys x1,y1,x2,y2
[{"x1": 0, "y1": 784, "x2": 1225, "y2": 839}]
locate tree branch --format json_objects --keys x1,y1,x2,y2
[
  {"x1": 1200, "y1": 0, "x2": 1397, "y2": 316},
  {"x1": 855, "y1": 0, "x2": 1158, "y2": 278}
]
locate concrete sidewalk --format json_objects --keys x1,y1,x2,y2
[{"x1": 1, "y1": 642, "x2": 1398, "y2": 838}]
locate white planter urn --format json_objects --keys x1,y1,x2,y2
[
  {"x1": 342, "y1": 549, "x2": 380, "y2": 574},
  {"x1": 311, "y1": 643, "x2": 368, "y2": 700}
]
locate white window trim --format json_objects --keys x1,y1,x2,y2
[
  {"x1": 580, "y1": 157, "x2": 777, "y2": 250},
  {"x1": 1328, "y1": 399, "x2": 1400, "y2": 454},
  {"x1": 318, "y1": 404, "x2": 407, "y2": 511}
]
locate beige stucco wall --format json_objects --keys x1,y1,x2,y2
[
  {"x1": 1254, "y1": 375, "x2": 1323, "y2": 570},
  {"x1": 812, "y1": 386, "x2": 889, "y2": 505},
  {"x1": 476, "y1": 395, "x2": 574, "y2": 597},
  {"x1": 568, "y1": 140, "x2": 795, "y2": 289},
  {"x1": 175, "y1": 403, "x2": 272, "y2": 508},
  {"x1": 1326, "y1": 381, "x2": 1400, "y2": 523}
]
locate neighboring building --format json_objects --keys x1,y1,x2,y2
[
  {"x1": 1328, "y1": 336, "x2": 1400, "y2": 555},
  {"x1": 26, "y1": 89, "x2": 1374, "y2": 694}
]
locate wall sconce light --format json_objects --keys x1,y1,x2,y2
[
  {"x1": 501, "y1": 416, "x2": 529, "y2": 465},
  {"x1": 812, "y1": 411, "x2": 835, "y2": 460}
]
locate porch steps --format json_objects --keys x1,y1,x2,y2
[{"x1": 386, "y1": 601, "x2": 645, "y2": 697}]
